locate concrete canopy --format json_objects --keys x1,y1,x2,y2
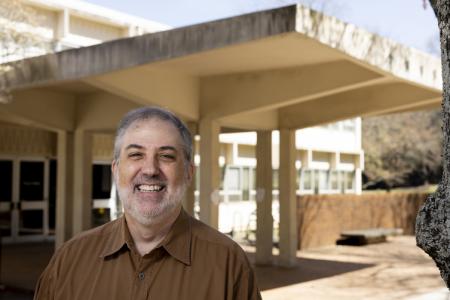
[
  {"x1": 0, "y1": 3, "x2": 443, "y2": 267},
  {"x1": 0, "y1": 4, "x2": 442, "y2": 132}
]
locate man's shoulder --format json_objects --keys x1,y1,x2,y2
[
  {"x1": 190, "y1": 216, "x2": 235, "y2": 246},
  {"x1": 189, "y1": 215, "x2": 248, "y2": 259},
  {"x1": 58, "y1": 218, "x2": 122, "y2": 255}
]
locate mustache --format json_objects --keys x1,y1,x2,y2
[{"x1": 132, "y1": 174, "x2": 167, "y2": 185}]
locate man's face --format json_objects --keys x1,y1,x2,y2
[{"x1": 112, "y1": 118, "x2": 193, "y2": 226}]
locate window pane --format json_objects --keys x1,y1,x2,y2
[
  {"x1": 251, "y1": 168, "x2": 256, "y2": 190},
  {"x1": 92, "y1": 164, "x2": 112, "y2": 199},
  {"x1": 314, "y1": 170, "x2": 320, "y2": 192},
  {"x1": 0, "y1": 160, "x2": 12, "y2": 202},
  {"x1": 20, "y1": 209, "x2": 43, "y2": 234},
  {"x1": 331, "y1": 170, "x2": 339, "y2": 190},
  {"x1": 346, "y1": 171, "x2": 354, "y2": 190},
  {"x1": 242, "y1": 167, "x2": 249, "y2": 201},
  {"x1": 319, "y1": 170, "x2": 329, "y2": 190},
  {"x1": 302, "y1": 169, "x2": 312, "y2": 190},
  {"x1": 20, "y1": 161, "x2": 44, "y2": 201},
  {"x1": 225, "y1": 167, "x2": 240, "y2": 190}
]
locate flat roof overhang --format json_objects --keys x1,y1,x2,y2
[{"x1": 0, "y1": 5, "x2": 442, "y2": 132}]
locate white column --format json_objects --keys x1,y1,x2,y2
[
  {"x1": 199, "y1": 119, "x2": 220, "y2": 228},
  {"x1": 278, "y1": 128, "x2": 297, "y2": 267},
  {"x1": 55, "y1": 9, "x2": 69, "y2": 51},
  {"x1": 55, "y1": 131, "x2": 74, "y2": 249},
  {"x1": 354, "y1": 153, "x2": 364, "y2": 195},
  {"x1": 255, "y1": 131, "x2": 273, "y2": 265},
  {"x1": 72, "y1": 130, "x2": 93, "y2": 235}
]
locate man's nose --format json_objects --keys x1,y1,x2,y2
[{"x1": 141, "y1": 156, "x2": 160, "y2": 177}]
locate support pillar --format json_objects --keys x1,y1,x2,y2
[
  {"x1": 278, "y1": 128, "x2": 297, "y2": 267},
  {"x1": 72, "y1": 130, "x2": 93, "y2": 235},
  {"x1": 183, "y1": 122, "x2": 197, "y2": 216},
  {"x1": 199, "y1": 119, "x2": 220, "y2": 228},
  {"x1": 255, "y1": 131, "x2": 273, "y2": 265},
  {"x1": 55, "y1": 131, "x2": 74, "y2": 249}
]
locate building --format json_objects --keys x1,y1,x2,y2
[
  {"x1": 0, "y1": 0, "x2": 364, "y2": 241},
  {"x1": 0, "y1": 1, "x2": 441, "y2": 266}
]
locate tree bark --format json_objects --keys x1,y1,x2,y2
[{"x1": 416, "y1": 0, "x2": 450, "y2": 287}]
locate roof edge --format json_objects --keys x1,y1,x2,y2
[
  {"x1": 0, "y1": 5, "x2": 298, "y2": 91},
  {"x1": 294, "y1": 5, "x2": 442, "y2": 90}
]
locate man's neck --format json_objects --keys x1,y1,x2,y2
[{"x1": 125, "y1": 206, "x2": 181, "y2": 256}]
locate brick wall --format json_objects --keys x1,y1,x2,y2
[{"x1": 297, "y1": 193, "x2": 428, "y2": 249}]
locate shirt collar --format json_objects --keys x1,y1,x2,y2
[
  {"x1": 99, "y1": 216, "x2": 132, "y2": 258},
  {"x1": 99, "y1": 209, "x2": 192, "y2": 266},
  {"x1": 160, "y1": 208, "x2": 192, "y2": 266}
]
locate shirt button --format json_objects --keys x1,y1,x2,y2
[{"x1": 138, "y1": 272, "x2": 145, "y2": 280}]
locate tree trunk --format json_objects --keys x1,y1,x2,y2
[{"x1": 416, "y1": 0, "x2": 450, "y2": 287}]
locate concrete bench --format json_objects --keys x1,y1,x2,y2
[{"x1": 336, "y1": 228, "x2": 403, "y2": 246}]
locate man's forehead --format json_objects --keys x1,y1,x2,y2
[{"x1": 121, "y1": 118, "x2": 183, "y2": 146}]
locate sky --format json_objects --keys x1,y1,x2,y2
[{"x1": 84, "y1": 0, "x2": 439, "y2": 55}]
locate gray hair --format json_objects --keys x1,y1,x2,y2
[{"x1": 113, "y1": 107, "x2": 193, "y2": 165}]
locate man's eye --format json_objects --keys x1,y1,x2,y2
[
  {"x1": 128, "y1": 152, "x2": 143, "y2": 159},
  {"x1": 160, "y1": 153, "x2": 176, "y2": 161}
]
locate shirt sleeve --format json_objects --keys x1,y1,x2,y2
[{"x1": 233, "y1": 267, "x2": 262, "y2": 300}]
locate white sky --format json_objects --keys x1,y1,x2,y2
[{"x1": 85, "y1": 0, "x2": 439, "y2": 55}]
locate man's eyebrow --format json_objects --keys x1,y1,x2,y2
[
  {"x1": 125, "y1": 144, "x2": 144, "y2": 151},
  {"x1": 159, "y1": 146, "x2": 178, "y2": 152}
]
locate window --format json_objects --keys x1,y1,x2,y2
[
  {"x1": 314, "y1": 170, "x2": 320, "y2": 193},
  {"x1": 346, "y1": 171, "x2": 355, "y2": 190},
  {"x1": 330, "y1": 170, "x2": 339, "y2": 191},
  {"x1": 301, "y1": 169, "x2": 312, "y2": 191},
  {"x1": 318, "y1": 170, "x2": 329, "y2": 191},
  {"x1": 242, "y1": 167, "x2": 250, "y2": 201},
  {"x1": 92, "y1": 164, "x2": 112, "y2": 199},
  {"x1": 0, "y1": 160, "x2": 12, "y2": 236},
  {"x1": 341, "y1": 171, "x2": 355, "y2": 191},
  {"x1": 224, "y1": 167, "x2": 240, "y2": 191},
  {"x1": 342, "y1": 119, "x2": 356, "y2": 132},
  {"x1": 20, "y1": 161, "x2": 44, "y2": 201},
  {"x1": 0, "y1": 160, "x2": 12, "y2": 202}
]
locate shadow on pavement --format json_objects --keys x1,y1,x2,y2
[
  {"x1": 0, "y1": 286, "x2": 34, "y2": 300},
  {"x1": 0, "y1": 241, "x2": 375, "y2": 297},
  {"x1": 246, "y1": 252, "x2": 375, "y2": 291},
  {"x1": 1, "y1": 242, "x2": 54, "y2": 300}
]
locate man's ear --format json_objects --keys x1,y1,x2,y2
[
  {"x1": 111, "y1": 160, "x2": 118, "y2": 178},
  {"x1": 186, "y1": 162, "x2": 194, "y2": 183}
]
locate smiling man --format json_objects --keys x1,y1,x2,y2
[{"x1": 34, "y1": 107, "x2": 261, "y2": 300}]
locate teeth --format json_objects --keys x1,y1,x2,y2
[{"x1": 138, "y1": 184, "x2": 164, "y2": 192}]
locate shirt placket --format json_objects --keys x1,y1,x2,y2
[{"x1": 131, "y1": 250, "x2": 162, "y2": 299}]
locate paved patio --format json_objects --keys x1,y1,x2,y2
[
  {"x1": 255, "y1": 236, "x2": 447, "y2": 299},
  {"x1": 0, "y1": 236, "x2": 446, "y2": 299}
]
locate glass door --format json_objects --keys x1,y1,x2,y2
[
  {"x1": 16, "y1": 160, "x2": 49, "y2": 239},
  {"x1": 0, "y1": 160, "x2": 13, "y2": 238}
]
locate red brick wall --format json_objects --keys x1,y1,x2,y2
[{"x1": 297, "y1": 193, "x2": 428, "y2": 250}]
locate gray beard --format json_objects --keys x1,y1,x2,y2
[{"x1": 119, "y1": 182, "x2": 187, "y2": 226}]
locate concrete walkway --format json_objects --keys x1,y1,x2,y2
[
  {"x1": 256, "y1": 236, "x2": 447, "y2": 299},
  {"x1": 0, "y1": 236, "x2": 446, "y2": 299}
]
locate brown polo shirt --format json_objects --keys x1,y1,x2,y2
[{"x1": 34, "y1": 209, "x2": 261, "y2": 300}]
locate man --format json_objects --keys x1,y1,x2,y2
[{"x1": 34, "y1": 107, "x2": 261, "y2": 300}]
